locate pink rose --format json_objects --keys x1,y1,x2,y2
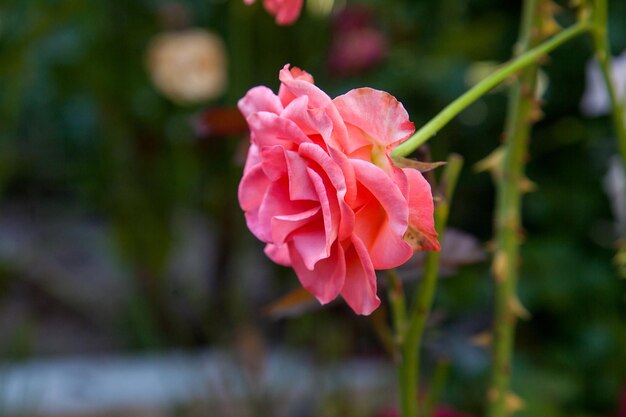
[
  {"x1": 328, "y1": 7, "x2": 387, "y2": 77},
  {"x1": 238, "y1": 64, "x2": 439, "y2": 315},
  {"x1": 244, "y1": 0, "x2": 303, "y2": 26}
]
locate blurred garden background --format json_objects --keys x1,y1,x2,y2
[{"x1": 0, "y1": 0, "x2": 625, "y2": 416}]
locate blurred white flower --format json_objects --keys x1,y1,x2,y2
[
  {"x1": 580, "y1": 50, "x2": 626, "y2": 117},
  {"x1": 603, "y1": 155, "x2": 625, "y2": 236},
  {"x1": 146, "y1": 29, "x2": 227, "y2": 104}
]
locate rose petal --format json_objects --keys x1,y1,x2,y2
[
  {"x1": 239, "y1": 164, "x2": 272, "y2": 242},
  {"x1": 351, "y1": 159, "x2": 412, "y2": 269},
  {"x1": 243, "y1": 143, "x2": 262, "y2": 175},
  {"x1": 404, "y1": 168, "x2": 440, "y2": 251},
  {"x1": 238, "y1": 86, "x2": 283, "y2": 119},
  {"x1": 285, "y1": 149, "x2": 318, "y2": 201},
  {"x1": 289, "y1": 240, "x2": 346, "y2": 304},
  {"x1": 271, "y1": 207, "x2": 321, "y2": 244},
  {"x1": 333, "y1": 87, "x2": 415, "y2": 150},
  {"x1": 260, "y1": 145, "x2": 288, "y2": 181},
  {"x1": 246, "y1": 111, "x2": 310, "y2": 150},
  {"x1": 278, "y1": 65, "x2": 350, "y2": 150},
  {"x1": 258, "y1": 179, "x2": 318, "y2": 242},
  {"x1": 264, "y1": 243, "x2": 291, "y2": 266},
  {"x1": 341, "y1": 236, "x2": 380, "y2": 315},
  {"x1": 306, "y1": 167, "x2": 339, "y2": 257},
  {"x1": 282, "y1": 95, "x2": 334, "y2": 145},
  {"x1": 300, "y1": 142, "x2": 355, "y2": 240}
]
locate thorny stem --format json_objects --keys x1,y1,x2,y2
[
  {"x1": 487, "y1": 1, "x2": 543, "y2": 416},
  {"x1": 391, "y1": 20, "x2": 591, "y2": 158},
  {"x1": 398, "y1": 154, "x2": 463, "y2": 417}
]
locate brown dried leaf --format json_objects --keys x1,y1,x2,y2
[
  {"x1": 392, "y1": 157, "x2": 447, "y2": 173},
  {"x1": 262, "y1": 287, "x2": 318, "y2": 318}
]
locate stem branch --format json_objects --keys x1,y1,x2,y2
[
  {"x1": 391, "y1": 20, "x2": 591, "y2": 158},
  {"x1": 398, "y1": 154, "x2": 463, "y2": 417},
  {"x1": 487, "y1": 1, "x2": 543, "y2": 416}
]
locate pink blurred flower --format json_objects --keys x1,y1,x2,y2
[
  {"x1": 329, "y1": 7, "x2": 387, "y2": 77},
  {"x1": 237, "y1": 65, "x2": 439, "y2": 315},
  {"x1": 244, "y1": 0, "x2": 303, "y2": 26}
]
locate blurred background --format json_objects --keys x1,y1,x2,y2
[{"x1": 0, "y1": 0, "x2": 625, "y2": 416}]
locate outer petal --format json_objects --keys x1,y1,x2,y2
[
  {"x1": 242, "y1": 143, "x2": 262, "y2": 175},
  {"x1": 257, "y1": 179, "x2": 317, "y2": 243},
  {"x1": 340, "y1": 236, "x2": 380, "y2": 315},
  {"x1": 265, "y1": 243, "x2": 291, "y2": 266},
  {"x1": 278, "y1": 65, "x2": 350, "y2": 150},
  {"x1": 351, "y1": 159, "x2": 412, "y2": 269},
  {"x1": 238, "y1": 86, "x2": 283, "y2": 119},
  {"x1": 299, "y1": 142, "x2": 354, "y2": 240},
  {"x1": 282, "y1": 95, "x2": 333, "y2": 144},
  {"x1": 238, "y1": 164, "x2": 272, "y2": 242},
  {"x1": 246, "y1": 111, "x2": 310, "y2": 149},
  {"x1": 333, "y1": 87, "x2": 415, "y2": 150},
  {"x1": 328, "y1": 146, "x2": 357, "y2": 208},
  {"x1": 403, "y1": 168, "x2": 440, "y2": 251},
  {"x1": 271, "y1": 207, "x2": 320, "y2": 244},
  {"x1": 289, "y1": 241, "x2": 346, "y2": 304},
  {"x1": 277, "y1": 64, "x2": 317, "y2": 106}
]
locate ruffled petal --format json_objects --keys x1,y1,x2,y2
[
  {"x1": 238, "y1": 86, "x2": 283, "y2": 119},
  {"x1": 238, "y1": 164, "x2": 272, "y2": 242},
  {"x1": 333, "y1": 87, "x2": 415, "y2": 150},
  {"x1": 328, "y1": 146, "x2": 357, "y2": 208},
  {"x1": 246, "y1": 111, "x2": 310, "y2": 150},
  {"x1": 258, "y1": 179, "x2": 317, "y2": 242},
  {"x1": 289, "y1": 241, "x2": 346, "y2": 304},
  {"x1": 242, "y1": 143, "x2": 262, "y2": 175},
  {"x1": 351, "y1": 159, "x2": 412, "y2": 269},
  {"x1": 341, "y1": 236, "x2": 380, "y2": 315},
  {"x1": 403, "y1": 168, "x2": 440, "y2": 251},
  {"x1": 282, "y1": 95, "x2": 333, "y2": 144},
  {"x1": 278, "y1": 65, "x2": 350, "y2": 150},
  {"x1": 264, "y1": 243, "x2": 291, "y2": 266},
  {"x1": 260, "y1": 145, "x2": 288, "y2": 181},
  {"x1": 271, "y1": 207, "x2": 320, "y2": 244},
  {"x1": 299, "y1": 142, "x2": 355, "y2": 241},
  {"x1": 285, "y1": 149, "x2": 318, "y2": 201},
  {"x1": 306, "y1": 167, "x2": 339, "y2": 255},
  {"x1": 290, "y1": 218, "x2": 331, "y2": 271}
]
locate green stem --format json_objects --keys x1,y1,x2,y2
[
  {"x1": 592, "y1": 0, "x2": 626, "y2": 238},
  {"x1": 487, "y1": 1, "x2": 542, "y2": 416},
  {"x1": 391, "y1": 20, "x2": 591, "y2": 158},
  {"x1": 398, "y1": 154, "x2": 463, "y2": 417},
  {"x1": 423, "y1": 359, "x2": 451, "y2": 417},
  {"x1": 387, "y1": 268, "x2": 408, "y2": 348}
]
